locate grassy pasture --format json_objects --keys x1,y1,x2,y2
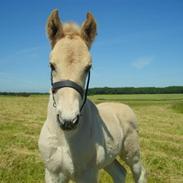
[{"x1": 0, "y1": 94, "x2": 183, "y2": 183}]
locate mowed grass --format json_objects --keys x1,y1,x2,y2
[{"x1": 0, "y1": 94, "x2": 183, "y2": 183}]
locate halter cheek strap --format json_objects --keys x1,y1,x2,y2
[{"x1": 52, "y1": 80, "x2": 84, "y2": 98}]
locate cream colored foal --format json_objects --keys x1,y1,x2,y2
[{"x1": 38, "y1": 10, "x2": 146, "y2": 183}]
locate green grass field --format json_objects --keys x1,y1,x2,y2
[{"x1": 0, "y1": 94, "x2": 183, "y2": 183}]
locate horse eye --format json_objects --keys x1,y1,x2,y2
[{"x1": 50, "y1": 63, "x2": 55, "y2": 71}]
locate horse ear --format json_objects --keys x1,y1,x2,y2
[
  {"x1": 81, "y1": 12, "x2": 97, "y2": 48},
  {"x1": 47, "y1": 9, "x2": 64, "y2": 48}
]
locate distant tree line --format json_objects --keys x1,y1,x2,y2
[
  {"x1": 0, "y1": 86, "x2": 183, "y2": 96},
  {"x1": 88, "y1": 86, "x2": 183, "y2": 95},
  {"x1": 0, "y1": 92, "x2": 48, "y2": 97}
]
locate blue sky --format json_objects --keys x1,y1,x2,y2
[{"x1": 0, "y1": 0, "x2": 183, "y2": 92}]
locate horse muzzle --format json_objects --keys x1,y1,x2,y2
[{"x1": 57, "y1": 114, "x2": 80, "y2": 131}]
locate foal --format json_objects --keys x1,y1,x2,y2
[{"x1": 38, "y1": 10, "x2": 146, "y2": 183}]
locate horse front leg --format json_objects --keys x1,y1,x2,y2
[
  {"x1": 75, "y1": 168, "x2": 98, "y2": 183},
  {"x1": 104, "y1": 159, "x2": 126, "y2": 183},
  {"x1": 45, "y1": 169, "x2": 69, "y2": 183}
]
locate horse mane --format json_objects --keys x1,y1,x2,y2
[{"x1": 63, "y1": 22, "x2": 81, "y2": 39}]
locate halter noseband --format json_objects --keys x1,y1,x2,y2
[
  {"x1": 51, "y1": 70, "x2": 90, "y2": 112},
  {"x1": 52, "y1": 80, "x2": 84, "y2": 98}
]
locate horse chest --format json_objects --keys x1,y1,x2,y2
[{"x1": 56, "y1": 137, "x2": 94, "y2": 176}]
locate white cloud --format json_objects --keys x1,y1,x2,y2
[
  {"x1": 132, "y1": 56, "x2": 153, "y2": 69},
  {"x1": 15, "y1": 46, "x2": 41, "y2": 55}
]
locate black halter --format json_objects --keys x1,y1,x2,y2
[{"x1": 51, "y1": 70, "x2": 90, "y2": 112}]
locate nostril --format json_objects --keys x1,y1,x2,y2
[
  {"x1": 56, "y1": 113, "x2": 80, "y2": 130},
  {"x1": 57, "y1": 114, "x2": 65, "y2": 125}
]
